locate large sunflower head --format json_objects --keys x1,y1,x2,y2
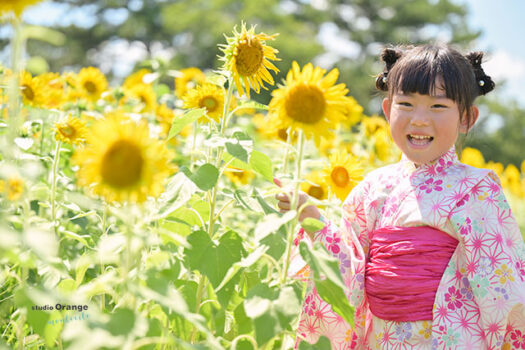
[
  {"x1": 54, "y1": 114, "x2": 88, "y2": 145},
  {"x1": 183, "y1": 83, "x2": 225, "y2": 123},
  {"x1": 77, "y1": 67, "x2": 108, "y2": 102},
  {"x1": 175, "y1": 67, "x2": 207, "y2": 99},
  {"x1": 322, "y1": 150, "x2": 363, "y2": 201},
  {"x1": 0, "y1": 0, "x2": 41, "y2": 17},
  {"x1": 269, "y1": 61, "x2": 354, "y2": 146},
  {"x1": 73, "y1": 112, "x2": 175, "y2": 203},
  {"x1": 219, "y1": 23, "x2": 280, "y2": 97}
]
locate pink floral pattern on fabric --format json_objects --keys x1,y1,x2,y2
[{"x1": 291, "y1": 146, "x2": 525, "y2": 350}]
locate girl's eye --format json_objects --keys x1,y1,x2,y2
[
  {"x1": 398, "y1": 102, "x2": 412, "y2": 107},
  {"x1": 432, "y1": 104, "x2": 447, "y2": 108}
]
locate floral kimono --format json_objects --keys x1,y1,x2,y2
[{"x1": 293, "y1": 146, "x2": 525, "y2": 349}]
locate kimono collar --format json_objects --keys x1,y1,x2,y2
[{"x1": 400, "y1": 146, "x2": 459, "y2": 173}]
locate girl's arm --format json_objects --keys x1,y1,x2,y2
[{"x1": 448, "y1": 172, "x2": 525, "y2": 347}]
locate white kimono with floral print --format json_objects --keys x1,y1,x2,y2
[{"x1": 293, "y1": 146, "x2": 525, "y2": 350}]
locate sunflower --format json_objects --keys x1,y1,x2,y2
[
  {"x1": 0, "y1": 0, "x2": 41, "y2": 16},
  {"x1": 344, "y1": 96, "x2": 364, "y2": 128},
  {"x1": 269, "y1": 61, "x2": 354, "y2": 146},
  {"x1": 224, "y1": 166, "x2": 255, "y2": 186},
  {"x1": 0, "y1": 176, "x2": 24, "y2": 201},
  {"x1": 20, "y1": 71, "x2": 44, "y2": 107},
  {"x1": 460, "y1": 147, "x2": 485, "y2": 168},
  {"x1": 219, "y1": 23, "x2": 280, "y2": 97},
  {"x1": 123, "y1": 83, "x2": 158, "y2": 113},
  {"x1": 123, "y1": 68, "x2": 153, "y2": 89},
  {"x1": 373, "y1": 128, "x2": 400, "y2": 163},
  {"x1": 73, "y1": 113, "x2": 175, "y2": 203},
  {"x1": 54, "y1": 114, "x2": 88, "y2": 145},
  {"x1": 77, "y1": 67, "x2": 108, "y2": 102},
  {"x1": 175, "y1": 67, "x2": 207, "y2": 99},
  {"x1": 361, "y1": 115, "x2": 389, "y2": 137},
  {"x1": 485, "y1": 161, "x2": 504, "y2": 178},
  {"x1": 36, "y1": 72, "x2": 65, "y2": 109},
  {"x1": 322, "y1": 150, "x2": 363, "y2": 201},
  {"x1": 301, "y1": 171, "x2": 329, "y2": 202},
  {"x1": 183, "y1": 83, "x2": 225, "y2": 123},
  {"x1": 252, "y1": 113, "x2": 297, "y2": 144}
]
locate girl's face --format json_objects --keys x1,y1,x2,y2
[{"x1": 382, "y1": 78, "x2": 478, "y2": 166}]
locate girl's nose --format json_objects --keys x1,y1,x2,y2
[{"x1": 410, "y1": 109, "x2": 430, "y2": 126}]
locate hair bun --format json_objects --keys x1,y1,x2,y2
[
  {"x1": 466, "y1": 51, "x2": 495, "y2": 95},
  {"x1": 376, "y1": 48, "x2": 404, "y2": 91}
]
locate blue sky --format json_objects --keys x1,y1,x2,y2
[
  {"x1": 459, "y1": 0, "x2": 525, "y2": 106},
  {"x1": 5, "y1": 0, "x2": 525, "y2": 107}
]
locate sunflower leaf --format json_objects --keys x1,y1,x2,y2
[
  {"x1": 249, "y1": 150, "x2": 273, "y2": 182},
  {"x1": 299, "y1": 217, "x2": 324, "y2": 233},
  {"x1": 180, "y1": 163, "x2": 219, "y2": 191},
  {"x1": 168, "y1": 108, "x2": 206, "y2": 140},
  {"x1": 298, "y1": 241, "x2": 355, "y2": 327}
]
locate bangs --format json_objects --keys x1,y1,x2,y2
[{"x1": 388, "y1": 45, "x2": 477, "y2": 116}]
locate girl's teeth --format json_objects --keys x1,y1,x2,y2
[{"x1": 408, "y1": 135, "x2": 433, "y2": 145}]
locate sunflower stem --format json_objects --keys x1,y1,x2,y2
[
  {"x1": 99, "y1": 203, "x2": 109, "y2": 312},
  {"x1": 6, "y1": 18, "x2": 24, "y2": 161},
  {"x1": 282, "y1": 127, "x2": 292, "y2": 174},
  {"x1": 190, "y1": 121, "x2": 198, "y2": 172},
  {"x1": 190, "y1": 273, "x2": 206, "y2": 344},
  {"x1": 51, "y1": 140, "x2": 62, "y2": 234},
  {"x1": 281, "y1": 129, "x2": 304, "y2": 285},
  {"x1": 220, "y1": 77, "x2": 235, "y2": 133}
]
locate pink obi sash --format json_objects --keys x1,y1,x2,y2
[{"x1": 364, "y1": 226, "x2": 458, "y2": 322}]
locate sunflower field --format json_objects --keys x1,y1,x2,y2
[{"x1": 1, "y1": 2, "x2": 525, "y2": 350}]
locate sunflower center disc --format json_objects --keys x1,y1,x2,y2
[
  {"x1": 59, "y1": 124, "x2": 76, "y2": 138},
  {"x1": 101, "y1": 139, "x2": 144, "y2": 188},
  {"x1": 308, "y1": 185, "x2": 324, "y2": 200},
  {"x1": 22, "y1": 85, "x2": 34, "y2": 101},
  {"x1": 285, "y1": 84, "x2": 326, "y2": 124},
  {"x1": 235, "y1": 39, "x2": 263, "y2": 76},
  {"x1": 84, "y1": 81, "x2": 98, "y2": 94},
  {"x1": 331, "y1": 166, "x2": 349, "y2": 187},
  {"x1": 201, "y1": 96, "x2": 218, "y2": 112}
]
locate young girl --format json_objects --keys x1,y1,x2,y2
[{"x1": 275, "y1": 44, "x2": 525, "y2": 349}]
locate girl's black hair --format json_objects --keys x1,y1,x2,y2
[{"x1": 376, "y1": 44, "x2": 495, "y2": 129}]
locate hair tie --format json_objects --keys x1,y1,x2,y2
[{"x1": 466, "y1": 51, "x2": 495, "y2": 95}]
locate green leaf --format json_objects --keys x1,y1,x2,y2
[
  {"x1": 184, "y1": 230, "x2": 246, "y2": 288},
  {"x1": 168, "y1": 108, "x2": 206, "y2": 140},
  {"x1": 244, "y1": 284, "x2": 301, "y2": 346},
  {"x1": 106, "y1": 308, "x2": 136, "y2": 336},
  {"x1": 298, "y1": 336, "x2": 331, "y2": 349},
  {"x1": 225, "y1": 131, "x2": 252, "y2": 163},
  {"x1": 234, "y1": 100, "x2": 269, "y2": 112},
  {"x1": 300, "y1": 217, "x2": 325, "y2": 233},
  {"x1": 181, "y1": 163, "x2": 219, "y2": 191},
  {"x1": 249, "y1": 150, "x2": 273, "y2": 182},
  {"x1": 222, "y1": 152, "x2": 252, "y2": 171},
  {"x1": 226, "y1": 142, "x2": 249, "y2": 163},
  {"x1": 299, "y1": 241, "x2": 355, "y2": 327}
]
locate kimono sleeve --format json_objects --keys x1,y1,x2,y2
[
  {"x1": 293, "y1": 179, "x2": 370, "y2": 350},
  {"x1": 448, "y1": 172, "x2": 525, "y2": 347}
]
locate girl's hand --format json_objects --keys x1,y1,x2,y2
[{"x1": 273, "y1": 177, "x2": 321, "y2": 223}]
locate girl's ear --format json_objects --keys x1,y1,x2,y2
[
  {"x1": 460, "y1": 105, "x2": 479, "y2": 133},
  {"x1": 382, "y1": 98, "x2": 392, "y2": 122}
]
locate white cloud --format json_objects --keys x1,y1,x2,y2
[{"x1": 483, "y1": 50, "x2": 525, "y2": 106}]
